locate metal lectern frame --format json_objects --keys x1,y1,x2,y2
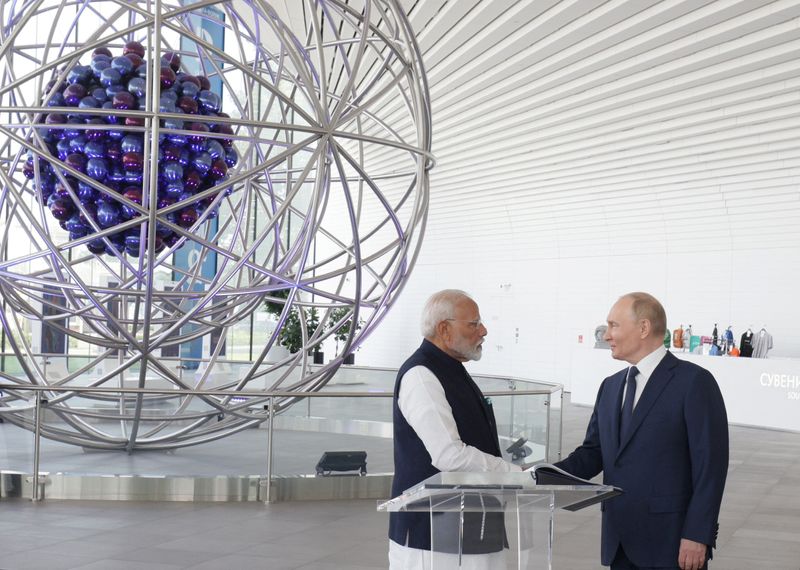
[{"x1": 378, "y1": 472, "x2": 620, "y2": 570}]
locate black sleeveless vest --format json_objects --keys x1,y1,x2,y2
[{"x1": 388, "y1": 339, "x2": 505, "y2": 552}]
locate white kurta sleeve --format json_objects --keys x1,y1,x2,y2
[{"x1": 397, "y1": 365, "x2": 522, "y2": 473}]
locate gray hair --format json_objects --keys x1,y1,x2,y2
[{"x1": 420, "y1": 289, "x2": 472, "y2": 338}]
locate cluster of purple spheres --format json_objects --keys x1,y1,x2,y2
[{"x1": 23, "y1": 41, "x2": 239, "y2": 256}]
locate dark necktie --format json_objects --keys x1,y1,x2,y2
[{"x1": 619, "y1": 366, "x2": 639, "y2": 441}]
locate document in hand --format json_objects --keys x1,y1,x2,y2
[
  {"x1": 531, "y1": 463, "x2": 597, "y2": 486},
  {"x1": 531, "y1": 463, "x2": 623, "y2": 511}
]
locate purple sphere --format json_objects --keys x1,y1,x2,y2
[
  {"x1": 123, "y1": 41, "x2": 145, "y2": 58},
  {"x1": 64, "y1": 153, "x2": 87, "y2": 174},
  {"x1": 122, "y1": 151, "x2": 143, "y2": 172},
  {"x1": 162, "y1": 51, "x2": 181, "y2": 71},
  {"x1": 160, "y1": 67, "x2": 176, "y2": 89},
  {"x1": 209, "y1": 158, "x2": 227, "y2": 180},
  {"x1": 113, "y1": 91, "x2": 135, "y2": 110},
  {"x1": 49, "y1": 198, "x2": 74, "y2": 220},
  {"x1": 63, "y1": 84, "x2": 87, "y2": 106},
  {"x1": 177, "y1": 207, "x2": 198, "y2": 228}
]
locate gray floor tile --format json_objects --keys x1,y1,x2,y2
[
  {"x1": 69, "y1": 561, "x2": 183, "y2": 570},
  {"x1": 1, "y1": 395, "x2": 798, "y2": 570},
  {"x1": 0, "y1": 551, "x2": 96, "y2": 570}
]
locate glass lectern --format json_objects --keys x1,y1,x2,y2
[{"x1": 378, "y1": 471, "x2": 619, "y2": 569}]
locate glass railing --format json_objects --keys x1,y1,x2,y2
[{"x1": 0, "y1": 354, "x2": 563, "y2": 502}]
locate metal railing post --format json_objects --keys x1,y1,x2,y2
[
  {"x1": 558, "y1": 389, "x2": 564, "y2": 461},
  {"x1": 508, "y1": 379, "x2": 516, "y2": 440},
  {"x1": 32, "y1": 391, "x2": 44, "y2": 502},
  {"x1": 544, "y1": 393, "x2": 551, "y2": 463},
  {"x1": 265, "y1": 395, "x2": 275, "y2": 503}
]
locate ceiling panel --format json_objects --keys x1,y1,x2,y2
[{"x1": 386, "y1": 0, "x2": 800, "y2": 256}]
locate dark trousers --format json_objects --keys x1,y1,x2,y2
[{"x1": 610, "y1": 544, "x2": 708, "y2": 570}]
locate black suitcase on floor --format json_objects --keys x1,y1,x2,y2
[{"x1": 315, "y1": 451, "x2": 367, "y2": 476}]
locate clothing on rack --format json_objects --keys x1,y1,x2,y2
[
  {"x1": 740, "y1": 330, "x2": 754, "y2": 358},
  {"x1": 752, "y1": 329, "x2": 773, "y2": 359}
]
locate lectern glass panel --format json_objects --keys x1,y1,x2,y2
[{"x1": 379, "y1": 472, "x2": 619, "y2": 569}]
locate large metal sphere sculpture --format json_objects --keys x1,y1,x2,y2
[{"x1": 0, "y1": 0, "x2": 431, "y2": 449}]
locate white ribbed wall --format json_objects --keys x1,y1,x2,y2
[{"x1": 353, "y1": 0, "x2": 800, "y2": 389}]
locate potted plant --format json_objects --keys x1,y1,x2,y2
[
  {"x1": 327, "y1": 306, "x2": 363, "y2": 365},
  {"x1": 264, "y1": 290, "x2": 322, "y2": 361}
]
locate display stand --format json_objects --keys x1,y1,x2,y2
[{"x1": 378, "y1": 472, "x2": 619, "y2": 569}]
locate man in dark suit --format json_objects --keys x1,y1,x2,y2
[{"x1": 556, "y1": 292, "x2": 728, "y2": 570}]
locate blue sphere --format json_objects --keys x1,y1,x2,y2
[
  {"x1": 46, "y1": 92, "x2": 65, "y2": 107},
  {"x1": 65, "y1": 214, "x2": 87, "y2": 233},
  {"x1": 121, "y1": 135, "x2": 144, "y2": 154},
  {"x1": 124, "y1": 234, "x2": 142, "y2": 256},
  {"x1": 97, "y1": 201, "x2": 120, "y2": 228},
  {"x1": 86, "y1": 157, "x2": 109, "y2": 181},
  {"x1": 90, "y1": 58, "x2": 111, "y2": 76},
  {"x1": 77, "y1": 182, "x2": 96, "y2": 202},
  {"x1": 180, "y1": 82, "x2": 199, "y2": 98},
  {"x1": 56, "y1": 139, "x2": 71, "y2": 160},
  {"x1": 224, "y1": 147, "x2": 239, "y2": 168},
  {"x1": 206, "y1": 140, "x2": 224, "y2": 159},
  {"x1": 78, "y1": 96, "x2": 100, "y2": 109},
  {"x1": 159, "y1": 99, "x2": 177, "y2": 113},
  {"x1": 197, "y1": 90, "x2": 221, "y2": 113},
  {"x1": 69, "y1": 135, "x2": 87, "y2": 153},
  {"x1": 161, "y1": 161, "x2": 183, "y2": 182},
  {"x1": 163, "y1": 116, "x2": 184, "y2": 131},
  {"x1": 84, "y1": 140, "x2": 105, "y2": 159},
  {"x1": 99, "y1": 67, "x2": 122, "y2": 87},
  {"x1": 69, "y1": 228, "x2": 90, "y2": 240},
  {"x1": 128, "y1": 77, "x2": 146, "y2": 98},
  {"x1": 91, "y1": 87, "x2": 109, "y2": 103},
  {"x1": 108, "y1": 165, "x2": 126, "y2": 183},
  {"x1": 176, "y1": 191, "x2": 195, "y2": 204},
  {"x1": 87, "y1": 238, "x2": 106, "y2": 254},
  {"x1": 178, "y1": 148, "x2": 191, "y2": 167},
  {"x1": 110, "y1": 56, "x2": 134, "y2": 76},
  {"x1": 63, "y1": 118, "x2": 84, "y2": 139},
  {"x1": 67, "y1": 66, "x2": 91, "y2": 85},
  {"x1": 163, "y1": 180, "x2": 184, "y2": 199},
  {"x1": 124, "y1": 171, "x2": 143, "y2": 184},
  {"x1": 161, "y1": 89, "x2": 178, "y2": 103},
  {"x1": 105, "y1": 83, "x2": 126, "y2": 99},
  {"x1": 192, "y1": 151, "x2": 212, "y2": 175}
]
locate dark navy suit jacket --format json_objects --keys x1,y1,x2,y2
[{"x1": 556, "y1": 351, "x2": 728, "y2": 567}]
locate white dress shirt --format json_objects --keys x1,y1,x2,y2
[
  {"x1": 622, "y1": 344, "x2": 667, "y2": 409},
  {"x1": 397, "y1": 365, "x2": 522, "y2": 473}
]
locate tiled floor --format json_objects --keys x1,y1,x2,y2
[{"x1": 1, "y1": 397, "x2": 799, "y2": 569}]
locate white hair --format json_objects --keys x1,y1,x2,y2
[{"x1": 420, "y1": 289, "x2": 472, "y2": 338}]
